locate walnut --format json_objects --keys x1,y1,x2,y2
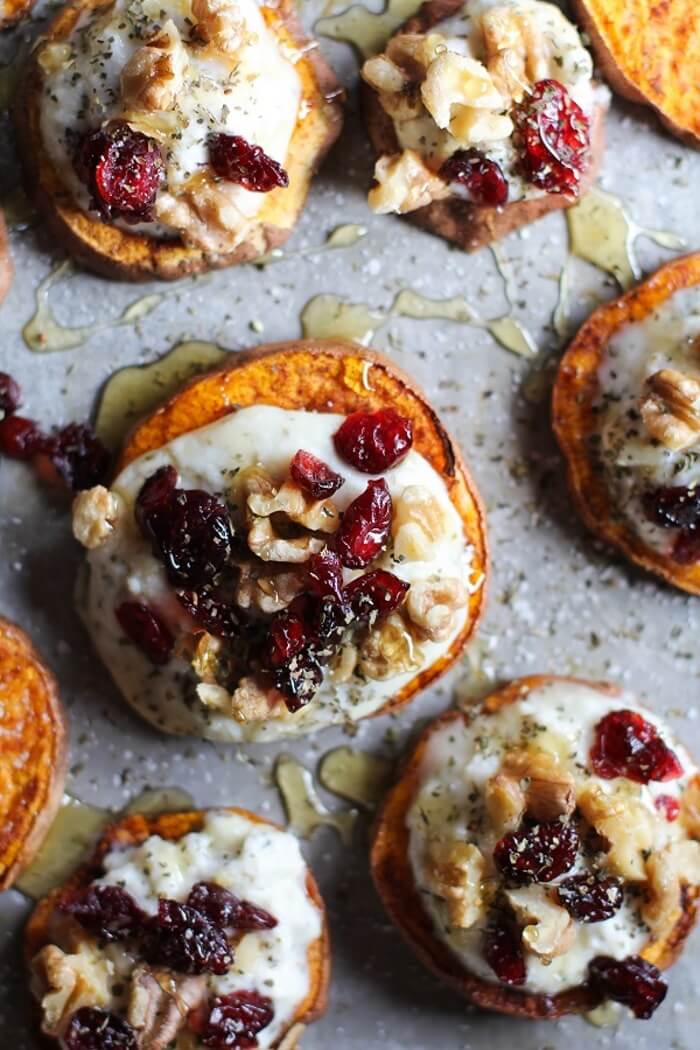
[
  {"x1": 247, "y1": 517, "x2": 325, "y2": 563},
  {"x1": 358, "y1": 613, "x2": 423, "y2": 680},
  {"x1": 484, "y1": 771, "x2": 525, "y2": 835},
  {"x1": 31, "y1": 943, "x2": 113, "y2": 1037},
  {"x1": 196, "y1": 682, "x2": 232, "y2": 712},
  {"x1": 155, "y1": 179, "x2": 253, "y2": 254},
  {"x1": 127, "y1": 965, "x2": 206, "y2": 1050},
  {"x1": 392, "y1": 485, "x2": 446, "y2": 561},
  {"x1": 361, "y1": 55, "x2": 422, "y2": 122},
  {"x1": 191, "y1": 632, "x2": 222, "y2": 683},
  {"x1": 639, "y1": 369, "x2": 700, "y2": 451},
  {"x1": 424, "y1": 839, "x2": 486, "y2": 928},
  {"x1": 481, "y1": 5, "x2": 529, "y2": 101},
  {"x1": 230, "y1": 676, "x2": 287, "y2": 723},
  {"x1": 642, "y1": 839, "x2": 700, "y2": 936},
  {"x1": 247, "y1": 480, "x2": 339, "y2": 534},
  {"x1": 385, "y1": 32, "x2": 446, "y2": 79},
  {"x1": 191, "y1": 0, "x2": 244, "y2": 53},
  {"x1": 506, "y1": 886, "x2": 575, "y2": 960},
  {"x1": 235, "y1": 562, "x2": 304, "y2": 615},
  {"x1": 420, "y1": 52, "x2": 504, "y2": 131},
  {"x1": 680, "y1": 777, "x2": 700, "y2": 837},
  {"x1": 72, "y1": 486, "x2": 122, "y2": 549},
  {"x1": 368, "y1": 150, "x2": 450, "y2": 215},
  {"x1": 502, "y1": 749, "x2": 576, "y2": 821},
  {"x1": 448, "y1": 106, "x2": 513, "y2": 145},
  {"x1": 577, "y1": 784, "x2": 654, "y2": 881},
  {"x1": 121, "y1": 20, "x2": 188, "y2": 112},
  {"x1": 330, "y1": 643, "x2": 358, "y2": 683},
  {"x1": 405, "y1": 577, "x2": 465, "y2": 641}
]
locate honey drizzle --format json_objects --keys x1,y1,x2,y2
[{"x1": 275, "y1": 755, "x2": 357, "y2": 844}]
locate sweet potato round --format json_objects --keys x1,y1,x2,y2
[
  {"x1": 370, "y1": 674, "x2": 700, "y2": 1018},
  {"x1": 24, "y1": 806, "x2": 330, "y2": 1048},
  {"x1": 552, "y1": 253, "x2": 700, "y2": 595},
  {"x1": 0, "y1": 0, "x2": 34, "y2": 29}
]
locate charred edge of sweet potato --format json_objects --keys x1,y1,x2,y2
[
  {"x1": 0, "y1": 617, "x2": 67, "y2": 891},
  {"x1": 370, "y1": 674, "x2": 700, "y2": 1018},
  {"x1": 360, "y1": 0, "x2": 606, "y2": 253},
  {"x1": 552, "y1": 252, "x2": 700, "y2": 596},
  {"x1": 116, "y1": 339, "x2": 489, "y2": 720},
  {"x1": 24, "y1": 807, "x2": 330, "y2": 1045},
  {"x1": 0, "y1": 210, "x2": 13, "y2": 304},
  {"x1": 14, "y1": 0, "x2": 343, "y2": 281}
]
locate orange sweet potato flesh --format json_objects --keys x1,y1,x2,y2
[
  {"x1": 553, "y1": 253, "x2": 700, "y2": 595},
  {"x1": 119, "y1": 339, "x2": 488, "y2": 721},
  {"x1": 0, "y1": 211, "x2": 12, "y2": 304},
  {"x1": 0, "y1": 0, "x2": 34, "y2": 28},
  {"x1": 571, "y1": 0, "x2": 700, "y2": 148},
  {"x1": 370, "y1": 674, "x2": 700, "y2": 1018},
  {"x1": 14, "y1": 0, "x2": 343, "y2": 281},
  {"x1": 25, "y1": 807, "x2": 330, "y2": 1047},
  {"x1": 0, "y1": 617, "x2": 67, "y2": 891}
]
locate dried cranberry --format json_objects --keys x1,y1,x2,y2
[
  {"x1": 440, "y1": 149, "x2": 509, "y2": 206},
  {"x1": 556, "y1": 873, "x2": 624, "y2": 923},
  {"x1": 588, "y1": 955, "x2": 667, "y2": 1019},
  {"x1": 655, "y1": 794, "x2": 681, "y2": 821},
  {"x1": 75, "y1": 121, "x2": 164, "y2": 221},
  {"x1": 672, "y1": 530, "x2": 700, "y2": 564},
  {"x1": 345, "y1": 569, "x2": 409, "y2": 622},
  {"x1": 135, "y1": 464, "x2": 179, "y2": 527},
  {"x1": 0, "y1": 372, "x2": 21, "y2": 416},
  {"x1": 274, "y1": 649, "x2": 323, "y2": 713},
  {"x1": 142, "y1": 899, "x2": 233, "y2": 975},
  {"x1": 333, "y1": 409, "x2": 413, "y2": 474},
  {"x1": 187, "y1": 882, "x2": 277, "y2": 931},
  {"x1": 209, "y1": 134, "x2": 289, "y2": 192},
  {"x1": 308, "y1": 548, "x2": 345, "y2": 602},
  {"x1": 493, "y1": 820, "x2": 579, "y2": 883},
  {"x1": 199, "y1": 990, "x2": 274, "y2": 1049},
  {"x1": 265, "y1": 599, "x2": 310, "y2": 670},
  {"x1": 334, "y1": 479, "x2": 392, "y2": 569},
  {"x1": 312, "y1": 595, "x2": 350, "y2": 647},
  {"x1": 0, "y1": 415, "x2": 43, "y2": 460},
  {"x1": 40, "y1": 422, "x2": 110, "y2": 491},
  {"x1": 61, "y1": 884, "x2": 146, "y2": 942},
  {"x1": 512, "y1": 79, "x2": 590, "y2": 196},
  {"x1": 483, "y1": 919, "x2": 526, "y2": 986},
  {"x1": 64, "y1": 1007, "x2": 137, "y2": 1049},
  {"x1": 590, "y1": 710, "x2": 683, "y2": 784},
  {"x1": 176, "y1": 588, "x2": 241, "y2": 638},
  {"x1": 290, "y1": 449, "x2": 344, "y2": 500},
  {"x1": 643, "y1": 485, "x2": 700, "y2": 530},
  {"x1": 115, "y1": 601, "x2": 174, "y2": 665}
]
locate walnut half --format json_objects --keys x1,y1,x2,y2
[
  {"x1": 577, "y1": 784, "x2": 654, "y2": 881},
  {"x1": 507, "y1": 886, "x2": 575, "y2": 960},
  {"x1": 639, "y1": 368, "x2": 700, "y2": 451},
  {"x1": 424, "y1": 839, "x2": 486, "y2": 929},
  {"x1": 642, "y1": 839, "x2": 700, "y2": 936},
  {"x1": 31, "y1": 943, "x2": 113, "y2": 1038}
]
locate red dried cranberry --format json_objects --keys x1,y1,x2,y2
[
  {"x1": 274, "y1": 649, "x2": 323, "y2": 713},
  {"x1": 672, "y1": 530, "x2": 700, "y2": 564},
  {"x1": 334, "y1": 479, "x2": 392, "y2": 569},
  {"x1": 643, "y1": 485, "x2": 700, "y2": 530},
  {"x1": 75, "y1": 121, "x2": 164, "y2": 221},
  {"x1": 209, "y1": 134, "x2": 289, "y2": 192},
  {"x1": 312, "y1": 595, "x2": 350, "y2": 647},
  {"x1": 0, "y1": 415, "x2": 43, "y2": 460},
  {"x1": 135, "y1": 464, "x2": 179, "y2": 527},
  {"x1": 40, "y1": 422, "x2": 110, "y2": 491},
  {"x1": 440, "y1": 149, "x2": 509, "y2": 206},
  {"x1": 265, "y1": 599, "x2": 310, "y2": 670},
  {"x1": 512, "y1": 79, "x2": 590, "y2": 196},
  {"x1": 187, "y1": 882, "x2": 277, "y2": 931},
  {"x1": 333, "y1": 409, "x2": 413, "y2": 473},
  {"x1": 64, "y1": 1007, "x2": 137, "y2": 1049},
  {"x1": 556, "y1": 873, "x2": 624, "y2": 923},
  {"x1": 345, "y1": 569, "x2": 409, "y2": 622},
  {"x1": 590, "y1": 709, "x2": 683, "y2": 784},
  {"x1": 0, "y1": 372, "x2": 21, "y2": 416},
  {"x1": 483, "y1": 919, "x2": 526, "y2": 986},
  {"x1": 115, "y1": 601, "x2": 174, "y2": 665},
  {"x1": 176, "y1": 588, "x2": 241, "y2": 638},
  {"x1": 588, "y1": 955, "x2": 667, "y2": 1019},
  {"x1": 61, "y1": 884, "x2": 146, "y2": 942},
  {"x1": 493, "y1": 820, "x2": 579, "y2": 883},
  {"x1": 655, "y1": 794, "x2": 681, "y2": 821},
  {"x1": 142, "y1": 899, "x2": 233, "y2": 975},
  {"x1": 308, "y1": 548, "x2": 345, "y2": 602},
  {"x1": 198, "y1": 990, "x2": 274, "y2": 1049},
  {"x1": 290, "y1": 449, "x2": 344, "y2": 500}
]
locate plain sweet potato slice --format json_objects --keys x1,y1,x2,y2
[
  {"x1": 571, "y1": 0, "x2": 700, "y2": 148},
  {"x1": 361, "y1": 0, "x2": 607, "y2": 252},
  {"x1": 24, "y1": 807, "x2": 330, "y2": 1047},
  {"x1": 370, "y1": 675, "x2": 700, "y2": 1018},
  {"x1": 0, "y1": 210, "x2": 12, "y2": 304},
  {"x1": 552, "y1": 253, "x2": 700, "y2": 595},
  {"x1": 0, "y1": 617, "x2": 67, "y2": 890},
  {"x1": 118, "y1": 338, "x2": 488, "y2": 722},
  {"x1": 14, "y1": 0, "x2": 343, "y2": 281}
]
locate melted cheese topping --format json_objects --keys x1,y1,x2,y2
[
  {"x1": 79, "y1": 404, "x2": 476, "y2": 742},
  {"x1": 596, "y1": 285, "x2": 700, "y2": 556},
  {"x1": 39, "y1": 0, "x2": 302, "y2": 249},
  {"x1": 407, "y1": 681, "x2": 697, "y2": 995}
]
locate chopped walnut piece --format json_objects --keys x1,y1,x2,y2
[
  {"x1": 506, "y1": 886, "x2": 575, "y2": 960},
  {"x1": 248, "y1": 480, "x2": 340, "y2": 534},
  {"x1": 248, "y1": 517, "x2": 325, "y2": 563},
  {"x1": 392, "y1": 485, "x2": 446, "y2": 561},
  {"x1": 362, "y1": 53, "x2": 409, "y2": 95},
  {"x1": 405, "y1": 577, "x2": 465, "y2": 641},
  {"x1": 642, "y1": 840, "x2": 700, "y2": 935},
  {"x1": 127, "y1": 965, "x2": 206, "y2": 1049},
  {"x1": 31, "y1": 943, "x2": 113, "y2": 1038},
  {"x1": 72, "y1": 486, "x2": 122, "y2": 549},
  {"x1": 235, "y1": 562, "x2": 304, "y2": 615},
  {"x1": 421, "y1": 52, "x2": 504, "y2": 130},
  {"x1": 424, "y1": 839, "x2": 486, "y2": 928},
  {"x1": 155, "y1": 178, "x2": 254, "y2": 254},
  {"x1": 191, "y1": 632, "x2": 222, "y2": 683},
  {"x1": 640, "y1": 369, "x2": 700, "y2": 451},
  {"x1": 196, "y1": 682, "x2": 232, "y2": 712},
  {"x1": 385, "y1": 32, "x2": 446, "y2": 80},
  {"x1": 358, "y1": 613, "x2": 423, "y2": 680},
  {"x1": 121, "y1": 20, "x2": 188, "y2": 112},
  {"x1": 230, "y1": 676, "x2": 287, "y2": 723},
  {"x1": 368, "y1": 150, "x2": 450, "y2": 215},
  {"x1": 481, "y1": 5, "x2": 529, "y2": 101},
  {"x1": 503, "y1": 749, "x2": 576, "y2": 822},
  {"x1": 577, "y1": 784, "x2": 654, "y2": 881},
  {"x1": 330, "y1": 643, "x2": 358, "y2": 683},
  {"x1": 680, "y1": 777, "x2": 700, "y2": 837},
  {"x1": 484, "y1": 771, "x2": 525, "y2": 835},
  {"x1": 191, "y1": 0, "x2": 244, "y2": 53}
]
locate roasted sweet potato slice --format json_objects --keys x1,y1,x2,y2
[
  {"x1": 14, "y1": 0, "x2": 343, "y2": 281},
  {"x1": 552, "y1": 253, "x2": 700, "y2": 595},
  {"x1": 361, "y1": 0, "x2": 606, "y2": 253},
  {"x1": 0, "y1": 210, "x2": 12, "y2": 304},
  {"x1": 571, "y1": 0, "x2": 700, "y2": 148},
  {"x1": 25, "y1": 806, "x2": 329, "y2": 1047},
  {"x1": 0, "y1": 0, "x2": 34, "y2": 28},
  {"x1": 0, "y1": 617, "x2": 67, "y2": 890},
  {"x1": 370, "y1": 674, "x2": 700, "y2": 1018}
]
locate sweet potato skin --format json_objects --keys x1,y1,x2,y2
[
  {"x1": 0, "y1": 210, "x2": 12, "y2": 304},
  {"x1": 24, "y1": 807, "x2": 330, "y2": 1047},
  {"x1": 552, "y1": 253, "x2": 700, "y2": 595},
  {"x1": 14, "y1": 0, "x2": 343, "y2": 281},
  {"x1": 370, "y1": 675, "x2": 700, "y2": 1018},
  {"x1": 361, "y1": 0, "x2": 606, "y2": 252},
  {"x1": 571, "y1": 0, "x2": 700, "y2": 149},
  {"x1": 117, "y1": 339, "x2": 488, "y2": 726},
  {"x1": 0, "y1": 617, "x2": 67, "y2": 890},
  {"x1": 0, "y1": 0, "x2": 34, "y2": 29}
]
